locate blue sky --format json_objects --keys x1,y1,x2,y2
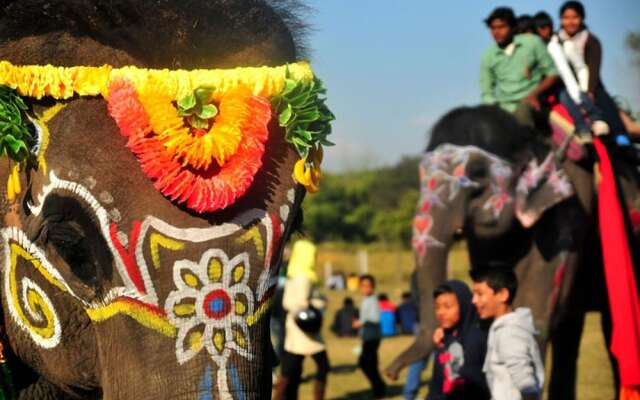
[{"x1": 306, "y1": 1, "x2": 640, "y2": 172}]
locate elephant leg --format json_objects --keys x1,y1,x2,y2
[{"x1": 548, "y1": 312, "x2": 585, "y2": 400}]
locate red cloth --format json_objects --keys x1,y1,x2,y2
[{"x1": 593, "y1": 137, "x2": 640, "y2": 396}]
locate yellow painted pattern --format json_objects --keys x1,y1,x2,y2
[
  {"x1": 235, "y1": 226, "x2": 265, "y2": 258},
  {"x1": 247, "y1": 298, "x2": 273, "y2": 327},
  {"x1": 25, "y1": 287, "x2": 55, "y2": 339},
  {"x1": 8, "y1": 243, "x2": 66, "y2": 340},
  {"x1": 86, "y1": 298, "x2": 177, "y2": 338},
  {"x1": 187, "y1": 330, "x2": 203, "y2": 351},
  {"x1": 182, "y1": 272, "x2": 200, "y2": 288},
  {"x1": 149, "y1": 232, "x2": 184, "y2": 270},
  {"x1": 173, "y1": 303, "x2": 196, "y2": 317},
  {"x1": 213, "y1": 331, "x2": 224, "y2": 352},
  {"x1": 232, "y1": 264, "x2": 245, "y2": 283},
  {"x1": 208, "y1": 258, "x2": 222, "y2": 282}
]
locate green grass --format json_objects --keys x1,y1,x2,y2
[{"x1": 288, "y1": 243, "x2": 614, "y2": 399}]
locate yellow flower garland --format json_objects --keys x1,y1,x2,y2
[{"x1": 0, "y1": 61, "x2": 313, "y2": 102}]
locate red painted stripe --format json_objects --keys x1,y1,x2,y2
[{"x1": 110, "y1": 222, "x2": 146, "y2": 295}]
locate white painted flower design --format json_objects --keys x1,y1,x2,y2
[{"x1": 165, "y1": 249, "x2": 254, "y2": 366}]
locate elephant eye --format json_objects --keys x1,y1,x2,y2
[
  {"x1": 44, "y1": 220, "x2": 98, "y2": 285},
  {"x1": 466, "y1": 160, "x2": 488, "y2": 180}
]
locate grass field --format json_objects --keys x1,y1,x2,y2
[{"x1": 287, "y1": 242, "x2": 615, "y2": 399}]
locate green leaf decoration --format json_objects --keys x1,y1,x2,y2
[
  {"x1": 273, "y1": 72, "x2": 335, "y2": 159},
  {"x1": 177, "y1": 86, "x2": 219, "y2": 129},
  {"x1": 0, "y1": 85, "x2": 34, "y2": 163},
  {"x1": 177, "y1": 93, "x2": 196, "y2": 111},
  {"x1": 194, "y1": 86, "x2": 215, "y2": 103},
  {"x1": 198, "y1": 104, "x2": 218, "y2": 119}
]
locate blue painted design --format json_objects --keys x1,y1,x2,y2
[
  {"x1": 198, "y1": 364, "x2": 213, "y2": 400},
  {"x1": 210, "y1": 298, "x2": 224, "y2": 313},
  {"x1": 229, "y1": 365, "x2": 246, "y2": 400}
]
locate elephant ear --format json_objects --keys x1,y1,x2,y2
[{"x1": 515, "y1": 151, "x2": 575, "y2": 228}]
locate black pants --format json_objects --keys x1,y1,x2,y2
[
  {"x1": 358, "y1": 340, "x2": 386, "y2": 398},
  {"x1": 280, "y1": 350, "x2": 330, "y2": 400}
]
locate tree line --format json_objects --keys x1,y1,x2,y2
[{"x1": 302, "y1": 155, "x2": 421, "y2": 246}]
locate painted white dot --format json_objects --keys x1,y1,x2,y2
[
  {"x1": 109, "y1": 209, "x2": 121, "y2": 223},
  {"x1": 84, "y1": 176, "x2": 97, "y2": 190},
  {"x1": 99, "y1": 191, "x2": 114, "y2": 204},
  {"x1": 279, "y1": 205, "x2": 289, "y2": 222},
  {"x1": 286, "y1": 189, "x2": 295, "y2": 204}
]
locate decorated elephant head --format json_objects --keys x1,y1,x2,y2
[{"x1": 0, "y1": 1, "x2": 332, "y2": 399}]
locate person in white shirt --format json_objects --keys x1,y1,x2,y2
[{"x1": 533, "y1": 11, "x2": 608, "y2": 140}]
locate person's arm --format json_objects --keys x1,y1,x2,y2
[
  {"x1": 496, "y1": 328, "x2": 542, "y2": 399},
  {"x1": 584, "y1": 34, "x2": 602, "y2": 95},
  {"x1": 524, "y1": 38, "x2": 558, "y2": 110},
  {"x1": 479, "y1": 52, "x2": 497, "y2": 104}
]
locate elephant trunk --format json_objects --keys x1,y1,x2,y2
[{"x1": 386, "y1": 246, "x2": 449, "y2": 377}]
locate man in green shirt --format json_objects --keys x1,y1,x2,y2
[{"x1": 480, "y1": 7, "x2": 558, "y2": 128}]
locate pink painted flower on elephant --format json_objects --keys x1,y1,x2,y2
[{"x1": 165, "y1": 249, "x2": 254, "y2": 366}]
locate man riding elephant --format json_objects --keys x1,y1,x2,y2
[{"x1": 0, "y1": 1, "x2": 333, "y2": 399}]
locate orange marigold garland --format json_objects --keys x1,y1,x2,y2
[{"x1": 107, "y1": 79, "x2": 270, "y2": 213}]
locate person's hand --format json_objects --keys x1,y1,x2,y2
[
  {"x1": 524, "y1": 94, "x2": 541, "y2": 111},
  {"x1": 433, "y1": 327, "x2": 445, "y2": 347},
  {"x1": 384, "y1": 367, "x2": 399, "y2": 381},
  {"x1": 352, "y1": 319, "x2": 361, "y2": 329}
]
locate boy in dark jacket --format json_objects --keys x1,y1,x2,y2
[
  {"x1": 331, "y1": 297, "x2": 359, "y2": 337},
  {"x1": 428, "y1": 280, "x2": 490, "y2": 400}
]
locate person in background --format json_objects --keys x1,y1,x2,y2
[
  {"x1": 346, "y1": 272, "x2": 360, "y2": 292},
  {"x1": 274, "y1": 240, "x2": 329, "y2": 400},
  {"x1": 353, "y1": 275, "x2": 387, "y2": 399},
  {"x1": 533, "y1": 11, "x2": 554, "y2": 43},
  {"x1": 515, "y1": 14, "x2": 535, "y2": 35},
  {"x1": 331, "y1": 297, "x2": 359, "y2": 337},
  {"x1": 480, "y1": 7, "x2": 558, "y2": 129},
  {"x1": 396, "y1": 291, "x2": 419, "y2": 335},
  {"x1": 428, "y1": 280, "x2": 491, "y2": 400},
  {"x1": 401, "y1": 273, "x2": 427, "y2": 400},
  {"x1": 378, "y1": 293, "x2": 397, "y2": 337},
  {"x1": 471, "y1": 269, "x2": 544, "y2": 400},
  {"x1": 558, "y1": 1, "x2": 628, "y2": 140}
]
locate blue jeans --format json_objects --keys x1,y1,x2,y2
[
  {"x1": 559, "y1": 89, "x2": 604, "y2": 133},
  {"x1": 402, "y1": 357, "x2": 428, "y2": 400}
]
